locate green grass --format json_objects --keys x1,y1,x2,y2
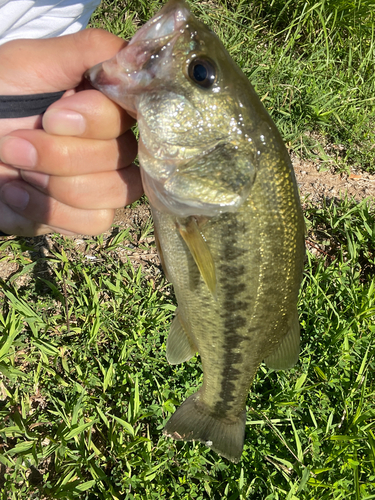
[
  {"x1": 0, "y1": 197, "x2": 374, "y2": 499},
  {"x1": 1, "y1": 0, "x2": 375, "y2": 498},
  {"x1": 90, "y1": 0, "x2": 375, "y2": 172}
]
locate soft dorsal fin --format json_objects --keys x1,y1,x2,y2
[
  {"x1": 166, "y1": 311, "x2": 197, "y2": 365},
  {"x1": 177, "y1": 217, "x2": 216, "y2": 296},
  {"x1": 263, "y1": 310, "x2": 300, "y2": 370}
]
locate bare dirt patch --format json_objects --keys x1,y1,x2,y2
[{"x1": 293, "y1": 155, "x2": 375, "y2": 203}]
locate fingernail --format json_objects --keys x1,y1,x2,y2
[
  {"x1": 21, "y1": 170, "x2": 49, "y2": 189},
  {"x1": 1, "y1": 185, "x2": 30, "y2": 209},
  {"x1": 43, "y1": 109, "x2": 86, "y2": 136},
  {"x1": 0, "y1": 137, "x2": 37, "y2": 168}
]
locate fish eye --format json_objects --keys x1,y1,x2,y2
[{"x1": 187, "y1": 57, "x2": 216, "y2": 88}]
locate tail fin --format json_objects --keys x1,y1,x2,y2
[{"x1": 163, "y1": 391, "x2": 246, "y2": 463}]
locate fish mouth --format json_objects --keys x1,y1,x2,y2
[{"x1": 85, "y1": 0, "x2": 191, "y2": 102}]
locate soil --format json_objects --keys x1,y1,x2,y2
[{"x1": 292, "y1": 154, "x2": 375, "y2": 203}]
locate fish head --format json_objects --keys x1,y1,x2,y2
[
  {"x1": 86, "y1": 0, "x2": 264, "y2": 217},
  {"x1": 87, "y1": 0, "x2": 191, "y2": 116}
]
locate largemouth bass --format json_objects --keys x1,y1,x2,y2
[{"x1": 86, "y1": 0, "x2": 305, "y2": 463}]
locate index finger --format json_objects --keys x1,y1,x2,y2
[
  {"x1": 43, "y1": 89, "x2": 135, "y2": 140},
  {"x1": 0, "y1": 29, "x2": 127, "y2": 94}
]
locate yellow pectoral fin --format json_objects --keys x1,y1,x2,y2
[{"x1": 177, "y1": 217, "x2": 216, "y2": 296}]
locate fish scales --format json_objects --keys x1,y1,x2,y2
[
  {"x1": 86, "y1": 0, "x2": 305, "y2": 462},
  {"x1": 153, "y1": 152, "x2": 302, "y2": 417}
]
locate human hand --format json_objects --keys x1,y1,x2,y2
[{"x1": 0, "y1": 29, "x2": 143, "y2": 237}]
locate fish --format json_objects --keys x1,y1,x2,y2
[{"x1": 86, "y1": 0, "x2": 305, "y2": 463}]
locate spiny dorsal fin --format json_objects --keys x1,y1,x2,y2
[
  {"x1": 263, "y1": 310, "x2": 300, "y2": 370},
  {"x1": 166, "y1": 311, "x2": 197, "y2": 365},
  {"x1": 177, "y1": 217, "x2": 216, "y2": 296}
]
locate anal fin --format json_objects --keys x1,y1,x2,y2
[
  {"x1": 264, "y1": 310, "x2": 300, "y2": 370},
  {"x1": 166, "y1": 311, "x2": 197, "y2": 365}
]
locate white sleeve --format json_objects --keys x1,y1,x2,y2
[{"x1": 0, "y1": 0, "x2": 101, "y2": 45}]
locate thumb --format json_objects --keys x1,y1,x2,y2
[{"x1": 0, "y1": 29, "x2": 126, "y2": 95}]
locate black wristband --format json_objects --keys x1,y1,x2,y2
[
  {"x1": 0, "y1": 231, "x2": 10, "y2": 237},
  {"x1": 0, "y1": 91, "x2": 66, "y2": 119}
]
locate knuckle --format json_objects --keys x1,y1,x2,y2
[{"x1": 87, "y1": 209, "x2": 115, "y2": 235}]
